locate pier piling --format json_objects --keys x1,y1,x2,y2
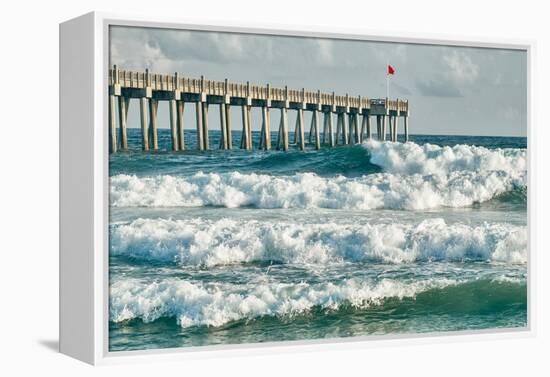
[
  {"x1": 149, "y1": 99, "x2": 159, "y2": 151},
  {"x1": 169, "y1": 99, "x2": 178, "y2": 151},
  {"x1": 117, "y1": 97, "x2": 129, "y2": 150},
  {"x1": 393, "y1": 115, "x2": 398, "y2": 142},
  {"x1": 219, "y1": 103, "x2": 228, "y2": 149},
  {"x1": 322, "y1": 112, "x2": 328, "y2": 145},
  {"x1": 389, "y1": 115, "x2": 394, "y2": 142},
  {"x1": 139, "y1": 97, "x2": 149, "y2": 151},
  {"x1": 202, "y1": 102, "x2": 209, "y2": 150},
  {"x1": 328, "y1": 112, "x2": 335, "y2": 147},
  {"x1": 360, "y1": 114, "x2": 367, "y2": 142},
  {"x1": 382, "y1": 115, "x2": 387, "y2": 141},
  {"x1": 313, "y1": 110, "x2": 321, "y2": 150},
  {"x1": 404, "y1": 115, "x2": 409, "y2": 142},
  {"x1": 109, "y1": 94, "x2": 117, "y2": 153},
  {"x1": 308, "y1": 114, "x2": 314, "y2": 144},
  {"x1": 195, "y1": 101, "x2": 204, "y2": 151},
  {"x1": 177, "y1": 101, "x2": 185, "y2": 150},
  {"x1": 260, "y1": 105, "x2": 271, "y2": 150},
  {"x1": 352, "y1": 113, "x2": 359, "y2": 144},
  {"x1": 335, "y1": 113, "x2": 342, "y2": 145},
  {"x1": 282, "y1": 107, "x2": 289, "y2": 151},
  {"x1": 297, "y1": 108, "x2": 305, "y2": 151},
  {"x1": 342, "y1": 112, "x2": 349, "y2": 145},
  {"x1": 108, "y1": 67, "x2": 410, "y2": 153},
  {"x1": 366, "y1": 115, "x2": 371, "y2": 140}
]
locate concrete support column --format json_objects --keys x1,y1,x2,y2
[
  {"x1": 240, "y1": 105, "x2": 252, "y2": 150},
  {"x1": 225, "y1": 105, "x2": 232, "y2": 149},
  {"x1": 342, "y1": 113, "x2": 349, "y2": 144},
  {"x1": 282, "y1": 107, "x2": 289, "y2": 151},
  {"x1": 260, "y1": 106, "x2": 271, "y2": 150},
  {"x1": 322, "y1": 112, "x2": 328, "y2": 145},
  {"x1": 149, "y1": 99, "x2": 159, "y2": 151},
  {"x1": 219, "y1": 103, "x2": 227, "y2": 149},
  {"x1": 202, "y1": 102, "x2": 209, "y2": 150},
  {"x1": 366, "y1": 115, "x2": 371, "y2": 140},
  {"x1": 109, "y1": 94, "x2": 117, "y2": 153},
  {"x1": 177, "y1": 101, "x2": 185, "y2": 150},
  {"x1": 297, "y1": 108, "x2": 305, "y2": 151},
  {"x1": 404, "y1": 116, "x2": 409, "y2": 142},
  {"x1": 389, "y1": 115, "x2": 394, "y2": 142},
  {"x1": 293, "y1": 111, "x2": 300, "y2": 145},
  {"x1": 349, "y1": 113, "x2": 358, "y2": 144},
  {"x1": 328, "y1": 112, "x2": 335, "y2": 147},
  {"x1": 335, "y1": 113, "x2": 342, "y2": 145},
  {"x1": 195, "y1": 101, "x2": 203, "y2": 151},
  {"x1": 393, "y1": 115, "x2": 398, "y2": 142},
  {"x1": 353, "y1": 113, "x2": 359, "y2": 144},
  {"x1": 169, "y1": 99, "x2": 178, "y2": 151},
  {"x1": 246, "y1": 105, "x2": 252, "y2": 149},
  {"x1": 140, "y1": 97, "x2": 149, "y2": 151},
  {"x1": 382, "y1": 115, "x2": 387, "y2": 141},
  {"x1": 266, "y1": 107, "x2": 271, "y2": 149},
  {"x1": 313, "y1": 110, "x2": 321, "y2": 150},
  {"x1": 276, "y1": 109, "x2": 283, "y2": 150},
  {"x1": 308, "y1": 112, "x2": 315, "y2": 144},
  {"x1": 360, "y1": 114, "x2": 367, "y2": 142},
  {"x1": 117, "y1": 96, "x2": 129, "y2": 151}
]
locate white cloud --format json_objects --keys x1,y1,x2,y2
[
  {"x1": 443, "y1": 50, "x2": 480, "y2": 83},
  {"x1": 315, "y1": 39, "x2": 334, "y2": 65}
]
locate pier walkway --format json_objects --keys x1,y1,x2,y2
[{"x1": 108, "y1": 66, "x2": 410, "y2": 153}]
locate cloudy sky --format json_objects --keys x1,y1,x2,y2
[{"x1": 110, "y1": 26, "x2": 527, "y2": 137}]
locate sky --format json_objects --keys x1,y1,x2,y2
[{"x1": 110, "y1": 26, "x2": 527, "y2": 137}]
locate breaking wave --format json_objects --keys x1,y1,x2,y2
[
  {"x1": 110, "y1": 171, "x2": 525, "y2": 210},
  {"x1": 110, "y1": 218, "x2": 527, "y2": 266},
  {"x1": 110, "y1": 141, "x2": 526, "y2": 210},
  {"x1": 109, "y1": 277, "x2": 457, "y2": 328},
  {"x1": 365, "y1": 140, "x2": 526, "y2": 176}
]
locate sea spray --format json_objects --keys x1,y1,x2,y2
[
  {"x1": 110, "y1": 170, "x2": 525, "y2": 210},
  {"x1": 110, "y1": 142, "x2": 526, "y2": 210},
  {"x1": 110, "y1": 217, "x2": 527, "y2": 267},
  {"x1": 364, "y1": 140, "x2": 526, "y2": 176},
  {"x1": 109, "y1": 277, "x2": 458, "y2": 327}
]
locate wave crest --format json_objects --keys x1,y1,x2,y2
[
  {"x1": 110, "y1": 169, "x2": 524, "y2": 210},
  {"x1": 110, "y1": 218, "x2": 527, "y2": 267},
  {"x1": 109, "y1": 277, "x2": 456, "y2": 328},
  {"x1": 365, "y1": 140, "x2": 526, "y2": 176}
]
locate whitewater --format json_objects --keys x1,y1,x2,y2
[
  {"x1": 108, "y1": 129, "x2": 527, "y2": 352},
  {"x1": 110, "y1": 141, "x2": 526, "y2": 210}
]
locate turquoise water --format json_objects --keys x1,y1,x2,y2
[{"x1": 109, "y1": 129, "x2": 527, "y2": 352}]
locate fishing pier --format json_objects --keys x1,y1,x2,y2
[{"x1": 108, "y1": 66, "x2": 410, "y2": 153}]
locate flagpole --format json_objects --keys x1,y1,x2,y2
[{"x1": 386, "y1": 62, "x2": 390, "y2": 99}]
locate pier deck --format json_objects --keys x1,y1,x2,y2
[{"x1": 108, "y1": 66, "x2": 410, "y2": 153}]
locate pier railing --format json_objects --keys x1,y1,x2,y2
[
  {"x1": 108, "y1": 66, "x2": 410, "y2": 153},
  {"x1": 109, "y1": 68, "x2": 409, "y2": 112}
]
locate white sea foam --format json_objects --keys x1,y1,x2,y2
[
  {"x1": 109, "y1": 277, "x2": 456, "y2": 327},
  {"x1": 110, "y1": 169, "x2": 524, "y2": 210},
  {"x1": 110, "y1": 142, "x2": 526, "y2": 210},
  {"x1": 110, "y1": 218, "x2": 527, "y2": 266},
  {"x1": 365, "y1": 140, "x2": 526, "y2": 176}
]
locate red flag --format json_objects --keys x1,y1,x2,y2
[{"x1": 388, "y1": 65, "x2": 395, "y2": 75}]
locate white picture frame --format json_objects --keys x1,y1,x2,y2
[{"x1": 59, "y1": 11, "x2": 535, "y2": 365}]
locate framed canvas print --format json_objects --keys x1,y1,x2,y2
[{"x1": 59, "y1": 12, "x2": 532, "y2": 365}]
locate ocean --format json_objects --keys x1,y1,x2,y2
[{"x1": 108, "y1": 128, "x2": 527, "y2": 352}]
